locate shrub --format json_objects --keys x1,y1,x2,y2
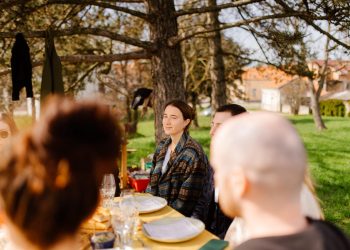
[{"x1": 319, "y1": 99, "x2": 345, "y2": 117}]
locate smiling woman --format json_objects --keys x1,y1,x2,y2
[{"x1": 146, "y1": 100, "x2": 209, "y2": 218}]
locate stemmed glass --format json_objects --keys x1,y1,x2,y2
[{"x1": 100, "y1": 174, "x2": 116, "y2": 208}]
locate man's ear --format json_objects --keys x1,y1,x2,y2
[
  {"x1": 184, "y1": 119, "x2": 190, "y2": 127},
  {"x1": 231, "y1": 168, "x2": 249, "y2": 198}
]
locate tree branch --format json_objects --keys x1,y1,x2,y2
[
  {"x1": 0, "y1": 50, "x2": 151, "y2": 77},
  {"x1": 100, "y1": 0, "x2": 143, "y2": 2},
  {"x1": 47, "y1": 0, "x2": 149, "y2": 20},
  {"x1": 274, "y1": 0, "x2": 350, "y2": 50},
  {"x1": 175, "y1": 0, "x2": 264, "y2": 17},
  {"x1": 169, "y1": 13, "x2": 298, "y2": 46},
  {"x1": 0, "y1": 0, "x2": 31, "y2": 10},
  {"x1": 0, "y1": 28, "x2": 155, "y2": 50},
  {"x1": 60, "y1": 50, "x2": 151, "y2": 63},
  {"x1": 66, "y1": 62, "x2": 101, "y2": 92},
  {"x1": 304, "y1": 20, "x2": 350, "y2": 50}
]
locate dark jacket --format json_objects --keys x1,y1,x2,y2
[
  {"x1": 11, "y1": 33, "x2": 33, "y2": 101},
  {"x1": 236, "y1": 218, "x2": 350, "y2": 250},
  {"x1": 192, "y1": 162, "x2": 233, "y2": 238},
  {"x1": 146, "y1": 132, "x2": 208, "y2": 217},
  {"x1": 40, "y1": 30, "x2": 64, "y2": 102},
  {"x1": 191, "y1": 161, "x2": 214, "y2": 223}
]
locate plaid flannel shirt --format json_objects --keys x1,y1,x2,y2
[{"x1": 146, "y1": 132, "x2": 208, "y2": 217}]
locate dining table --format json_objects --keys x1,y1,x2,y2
[{"x1": 79, "y1": 199, "x2": 223, "y2": 250}]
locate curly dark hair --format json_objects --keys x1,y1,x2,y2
[{"x1": 0, "y1": 96, "x2": 121, "y2": 248}]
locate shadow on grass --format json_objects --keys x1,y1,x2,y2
[
  {"x1": 289, "y1": 116, "x2": 346, "y2": 125},
  {"x1": 191, "y1": 125, "x2": 211, "y2": 131},
  {"x1": 128, "y1": 132, "x2": 146, "y2": 139}
]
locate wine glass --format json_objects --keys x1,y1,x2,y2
[{"x1": 100, "y1": 174, "x2": 116, "y2": 208}]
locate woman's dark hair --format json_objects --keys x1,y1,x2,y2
[
  {"x1": 164, "y1": 100, "x2": 195, "y2": 131},
  {"x1": 0, "y1": 112, "x2": 18, "y2": 134},
  {"x1": 0, "y1": 96, "x2": 121, "y2": 248}
]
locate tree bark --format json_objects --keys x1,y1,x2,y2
[
  {"x1": 308, "y1": 22, "x2": 330, "y2": 130},
  {"x1": 307, "y1": 77, "x2": 326, "y2": 130},
  {"x1": 208, "y1": 0, "x2": 227, "y2": 110},
  {"x1": 189, "y1": 91, "x2": 199, "y2": 128},
  {"x1": 147, "y1": 1, "x2": 186, "y2": 143}
]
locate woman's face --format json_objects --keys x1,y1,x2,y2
[
  {"x1": 0, "y1": 121, "x2": 11, "y2": 150},
  {"x1": 162, "y1": 105, "x2": 190, "y2": 137}
]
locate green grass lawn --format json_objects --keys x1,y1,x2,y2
[{"x1": 128, "y1": 115, "x2": 350, "y2": 234}]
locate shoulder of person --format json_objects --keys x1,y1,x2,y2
[
  {"x1": 309, "y1": 219, "x2": 350, "y2": 247},
  {"x1": 236, "y1": 219, "x2": 350, "y2": 250},
  {"x1": 155, "y1": 137, "x2": 170, "y2": 151},
  {"x1": 184, "y1": 136, "x2": 206, "y2": 155},
  {"x1": 234, "y1": 238, "x2": 274, "y2": 250}
]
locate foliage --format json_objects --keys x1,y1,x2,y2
[{"x1": 320, "y1": 99, "x2": 346, "y2": 117}]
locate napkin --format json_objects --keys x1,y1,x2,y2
[{"x1": 199, "y1": 239, "x2": 229, "y2": 250}]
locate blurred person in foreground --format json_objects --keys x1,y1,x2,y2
[
  {"x1": 0, "y1": 96, "x2": 122, "y2": 250},
  {"x1": 146, "y1": 100, "x2": 208, "y2": 217},
  {"x1": 211, "y1": 112, "x2": 349, "y2": 250},
  {"x1": 0, "y1": 113, "x2": 18, "y2": 151},
  {"x1": 192, "y1": 104, "x2": 247, "y2": 237}
]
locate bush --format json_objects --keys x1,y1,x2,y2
[{"x1": 320, "y1": 100, "x2": 346, "y2": 117}]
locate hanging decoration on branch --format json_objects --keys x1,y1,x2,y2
[
  {"x1": 40, "y1": 29, "x2": 64, "y2": 103},
  {"x1": 11, "y1": 33, "x2": 33, "y2": 101}
]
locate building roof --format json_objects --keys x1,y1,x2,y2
[
  {"x1": 241, "y1": 65, "x2": 293, "y2": 87},
  {"x1": 321, "y1": 90, "x2": 350, "y2": 101}
]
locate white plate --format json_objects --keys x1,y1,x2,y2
[
  {"x1": 134, "y1": 195, "x2": 167, "y2": 214},
  {"x1": 142, "y1": 217, "x2": 205, "y2": 243}
]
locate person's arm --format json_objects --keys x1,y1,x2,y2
[{"x1": 169, "y1": 157, "x2": 207, "y2": 217}]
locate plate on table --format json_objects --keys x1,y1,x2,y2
[
  {"x1": 134, "y1": 195, "x2": 167, "y2": 214},
  {"x1": 142, "y1": 217, "x2": 205, "y2": 243}
]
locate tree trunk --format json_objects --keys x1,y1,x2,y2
[
  {"x1": 190, "y1": 92, "x2": 199, "y2": 128},
  {"x1": 290, "y1": 98, "x2": 300, "y2": 115},
  {"x1": 147, "y1": 1, "x2": 186, "y2": 143},
  {"x1": 124, "y1": 88, "x2": 138, "y2": 135},
  {"x1": 307, "y1": 78, "x2": 326, "y2": 130},
  {"x1": 344, "y1": 101, "x2": 350, "y2": 116},
  {"x1": 207, "y1": 0, "x2": 226, "y2": 111},
  {"x1": 31, "y1": 96, "x2": 36, "y2": 122},
  {"x1": 308, "y1": 22, "x2": 329, "y2": 130}
]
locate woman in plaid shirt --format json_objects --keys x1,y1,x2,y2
[{"x1": 146, "y1": 100, "x2": 209, "y2": 217}]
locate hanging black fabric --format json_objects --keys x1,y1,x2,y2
[
  {"x1": 11, "y1": 33, "x2": 33, "y2": 101},
  {"x1": 131, "y1": 88, "x2": 153, "y2": 109},
  {"x1": 40, "y1": 29, "x2": 64, "y2": 103}
]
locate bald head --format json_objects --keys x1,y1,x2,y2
[{"x1": 211, "y1": 112, "x2": 307, "y2": 216}]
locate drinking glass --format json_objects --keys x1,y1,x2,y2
[
  {"x1": 111, "y1": 206, "x2": 134, "y2": 249},
  {"x1": 100, "y1": 174, "x2": 116, "y2": 208},
  {"x1": 120, "y1": 189, "x2": 135, "y2": 198},
  {"x1": 120, "y1": 190, "x2": 139, "y2": 244}
]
